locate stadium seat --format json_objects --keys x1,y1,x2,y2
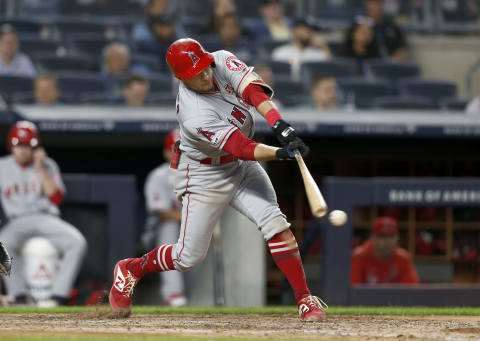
[
  {"x1": 0, "y1": 19, "x2": 45, "y2": 36},
  {"x1": 36, "y1": 54, "x2": 95, "y2": 72},
  {"x1": 147, "y1": 76, "x2": 175, "y2": 93},
  {"x1": 54, "y1": 19, "x2": 117, "y2": 39},
  {"x1": 400, "y1": 79, "x2": 457, "y2": 103},
  {"x1": 56, "y1": 72, "x2": 106, "y2": 101},
  {"x1": 21, "y1": 39, "x2": 63, "y2": 58},
  {"x1": 257, "y1": 39, "x2": 289, "y2": 58},
  {"x1": 337, "y1": 78, "x2": 395, "y2": 109},
  {"x1": 131, "y1": 54, "x2": 163, "y2": 72},
  {"x1": 327, "y1": 40, "x2": 346, "y2": 57},
  {"x1": 68, "y1": 34, "x2": 120, "y2": 57},
  {"x1": 373, "y1": 96, "x2": 438, "y2": 110},
  {"x1": 365, "y1": 61, "x2": 421, "y2": 86},
  {"x1": 0, "y1": 76, "x2": 34, "y2": 99},
  {"x1": 300, "y1": 59, "x2": 357, "y2": 85},
  {"x1": 273, "y1": 80, "x2": 306, "y2": 107},
  {"x1": 147, "y1": 92, "x2": 177, "y2": 106},
  {"x1": 442, "y1": 98, "x2": 471, "y2": 111}
]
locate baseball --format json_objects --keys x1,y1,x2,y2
[{"x1": 328, "y1": 210, "x2": 347, "y2": 227}]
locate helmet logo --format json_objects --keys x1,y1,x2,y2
[
  {"x1": 18, "y1": 129, "x2": 27, "y2": 138},
  {"x1": 187, "y1": 51, "x2": 200, "y2": 66}
]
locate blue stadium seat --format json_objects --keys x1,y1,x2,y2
[
  {"x1": 131, "y1": 54, "x2": 163, "y2": 72},
  {"x1": 68, "y1": 34, "x2": 120, "y2": 57},
  {"x1": 400, "y1": 79, "x2": 457, "y2": 103},
  {"x1": 365, "y1": 61, "x2": 421, "y2": 85},
  {"x1": 0, "y1": 19, "x2": 44, "y2": 35},
  {"x1": 0, "y1": 76, "x2": 33, "y2": 99},
  {"x1": 373, "y1": 96, "x2": 438, "y2": 110},
  {"x1": 337, "y1": 78, "x2": 395, "y2": 109},
  {"x1": 54, "y1": 19, "x2": 116, "y2": 39},
  {"x1": 21, "y1": 38, "x2": 63, "y2": 58},
  {"x1": 36, "y1": 54, "x2": 95, "y2": 72},
  {"x1": 327, "y1": 40, "x2": 346, "y2": 57},
  {"x1": 56, "y1": 72, "x2": 106, "y2": 101},
  {"x1": 442, "y1": 98, "x2": 471, "y2": 111},
  {"x1": 300, "y1": 59, "x2": 357, "y2": 85},
  {"x1": 258, "y1": 39, "x2": 289, "y2": 58},
  {"x1": 147, "y1": 92, "x2": 177, "y2": 106},
  {"x1": 273, "y1": 80, "x2": 306, "y2": 107},
  {"x1": 147, "y1": 75, "x2": 174, "y2": 93}
]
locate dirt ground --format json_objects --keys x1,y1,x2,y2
[{"x1": 0, "y1": 313, "x2": 480, "y2": 340}]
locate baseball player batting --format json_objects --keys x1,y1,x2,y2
[
  {"x1": 143, "y1": 129, "x2": 187, "y2": 307},
  {"x1": 109, "y1": 38, "x2": 327, "y2": 321},
  {"x1": 0, "y1": 121, "x2": 87, "y2": 307}
]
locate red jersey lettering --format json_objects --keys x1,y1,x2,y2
[
  {"x1": 197, "y1": 128, "x2": 215, "y2": 141},
  {"x1": 231, "y1": 107, "x2": 246, "y2": 124}
]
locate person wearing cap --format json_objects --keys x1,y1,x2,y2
[
  {"x1": 0, "y1": 121, "x2": 87, "y2": 307},
  {"x1": 0, "y1": 24, "x2": 36, "y2": 78},
  {"x1": 351, "y1": 216, "x2": 419, "y2": 284},
  {"x1": 142, "y1": 129, "x2": 187, "y2": 307},
  {"x1": 271, "y1": 18, "x2": 331, "y2": 80}
]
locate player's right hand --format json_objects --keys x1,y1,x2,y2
[{"x1": 276, "y1": 139, "x2": 310, "y2": 160}]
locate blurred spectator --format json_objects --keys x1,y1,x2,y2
[
  {"x1": 59, "y1": 0, "x2": 142, "y2": 16},
  {"x1": 206, "y1": 0, "x2": 237, "y2": 34},
  {"x1": 121, "y1": 75, "x2": 150, "y2": 107},
  {"x1": 254, "y1": 0, "x2": 292, "y2": 42},
  {"x1": 308, "y1": 76, "x2": 340, "y2": 110},
  {"x1": 102, "y1": 42, "x2": 147, "y2": 100},
  {"x1": 351, "y1": 217, "x2": 419, "y2": 284},
  {"x1": 217, "y1": 14, "x2": 255, "y2": 61},
  {"x1": 466, "y1": 96, "x2": 480, "y2": 114},
  {"x1": 253, "y1": 62, "x2": 283, "y2": 108},
  {"x1": 0, "y1": 24, "x2": 36, "y2": 77},
  {"x1": 272, "y1": 18, "x2": 330, "y2": 79},
  {"x1": 132, "y1": 0, "x2": 184, "y2": 42},
  {"x1": 345, "y1": 0, "x2": 407, "y2": 71},
  {"x1": 34, "y1": 73, "x2": 61, "y2": 106},
  {"x1": 137, "y1": 15, "x2": 178, "y2": 68}
]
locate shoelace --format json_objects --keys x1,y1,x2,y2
[
  {"x1": 122, "y1": 271, "x2": 138, "y2": 298},
  {"x1": 305, "y1": 296, "x2": 329, "y2": 311}
]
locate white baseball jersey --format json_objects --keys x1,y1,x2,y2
[
  {"x1": 144, "y1": 163, "x2": 180, "y2": 214},
  {"x1": 0, "y1": 155, "x2": 65, "y2": 219},
  {"x1": 177, "y1": 50, "x2": 272, "y2": 162}
]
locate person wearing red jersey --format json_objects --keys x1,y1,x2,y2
[{"x1": 351, "y1": 216, "x2": 419, "y2": 284}]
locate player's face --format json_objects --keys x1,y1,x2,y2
[
  {"x1": 372, "y1": 234, "x2": 398, "y2": 260},
  {"x1": 12, "y1": 145, "x2": 34, "y2": 165},
  {"x1": 182, "y1": 66, "x2": 215, "y2": 93}
]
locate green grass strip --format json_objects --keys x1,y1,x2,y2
[{"x1": 0, "y1": 305, "x2": 479, "y2": 315}]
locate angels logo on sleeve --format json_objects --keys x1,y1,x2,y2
[
  {"x1": 196, "y1": 127, "x2": 215, "y2": 141},
  {"x1": 226, "y1": 56, "x2": 246, "y2": 71}
]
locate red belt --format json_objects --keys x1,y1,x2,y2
[{"x1": 200, "y1": 155, "x2": 238, "y2": 165}]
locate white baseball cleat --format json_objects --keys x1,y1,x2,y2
[
  {"x1": 166, "y1": 293, "x2": 187, "y2": 307},
  {"x1": 297, "y1": 295, "x2": 328, "y2": 321}
]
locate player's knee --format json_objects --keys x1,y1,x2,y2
[
  {"x1": 174, "y1": 253, "x2": 207, "y2": 272},
  {"x1": 262, "y1": 215, "x2": 291, "y2": 241}
]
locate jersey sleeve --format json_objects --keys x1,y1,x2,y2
[
  {"x1": 214, "y1": 50, "x2": 273, "y2": 99},
  {"x1": 45, "y1": 159, "x2": 66, "y2": 193},
  {"x1": 182, "y1": 114, "x2": 238, "y2": 151},
  {"x1": 144, "y1": 169, "x2": 171, "y2": 213}
]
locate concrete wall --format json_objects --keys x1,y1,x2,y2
[{"x1": 409, "y1": 35, "x2": 480, "y2": 98}]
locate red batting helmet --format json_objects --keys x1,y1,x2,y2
[
  {"x1": 7, "y1": 121, "x2": 40, "y2": 151},
  {"x1": 164, "y1": 129, "x2": 180, "y2": 152},
  {"x1": 166, "y1": 38, "x2": 214, "y2": 79}
]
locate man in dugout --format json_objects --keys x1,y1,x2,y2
[{"x1": 351, "y1": 216, "x2": 419, "y2": 284}]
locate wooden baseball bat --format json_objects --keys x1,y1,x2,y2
[{"x1": 294, "y1": 150, "x2": 328, "y2": 218}]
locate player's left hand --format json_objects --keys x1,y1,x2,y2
[
  {"x1": 0, "y1": 242, "x2": 12, "y2": 276},
  {"x1": 272, "y1": 119, "x2": 297, "y2": 146},
  {"x1": 33, "y1": 147, "x2": 47, "y2": 170},
  {"x1": 276, "y1": 139, "x2": 310, "y2": 160}
]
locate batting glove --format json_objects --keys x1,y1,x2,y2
[
  {"x1": 272, "y1": 119, "x2": 297, "y2": 146},
  {"x1": 276, "y1": 139, "x2": 310, "y2": 160},
  {"x1": 0, "y1": 242, "x2": 12, "y2": 276}
]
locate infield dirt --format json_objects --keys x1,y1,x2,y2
[{"x1": 1, "y1": 313, "x2": 480, "y2": 340}]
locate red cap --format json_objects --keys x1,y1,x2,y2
[
  {"x1": 164, "y1": 129, "x2": 180, "y2": 151},
  {"x1": 166, "y1": 38, "x2": 214, "y2": 79},
  {"x1": 372, "y1": 217, "x2": 398, "y2": 236}
]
